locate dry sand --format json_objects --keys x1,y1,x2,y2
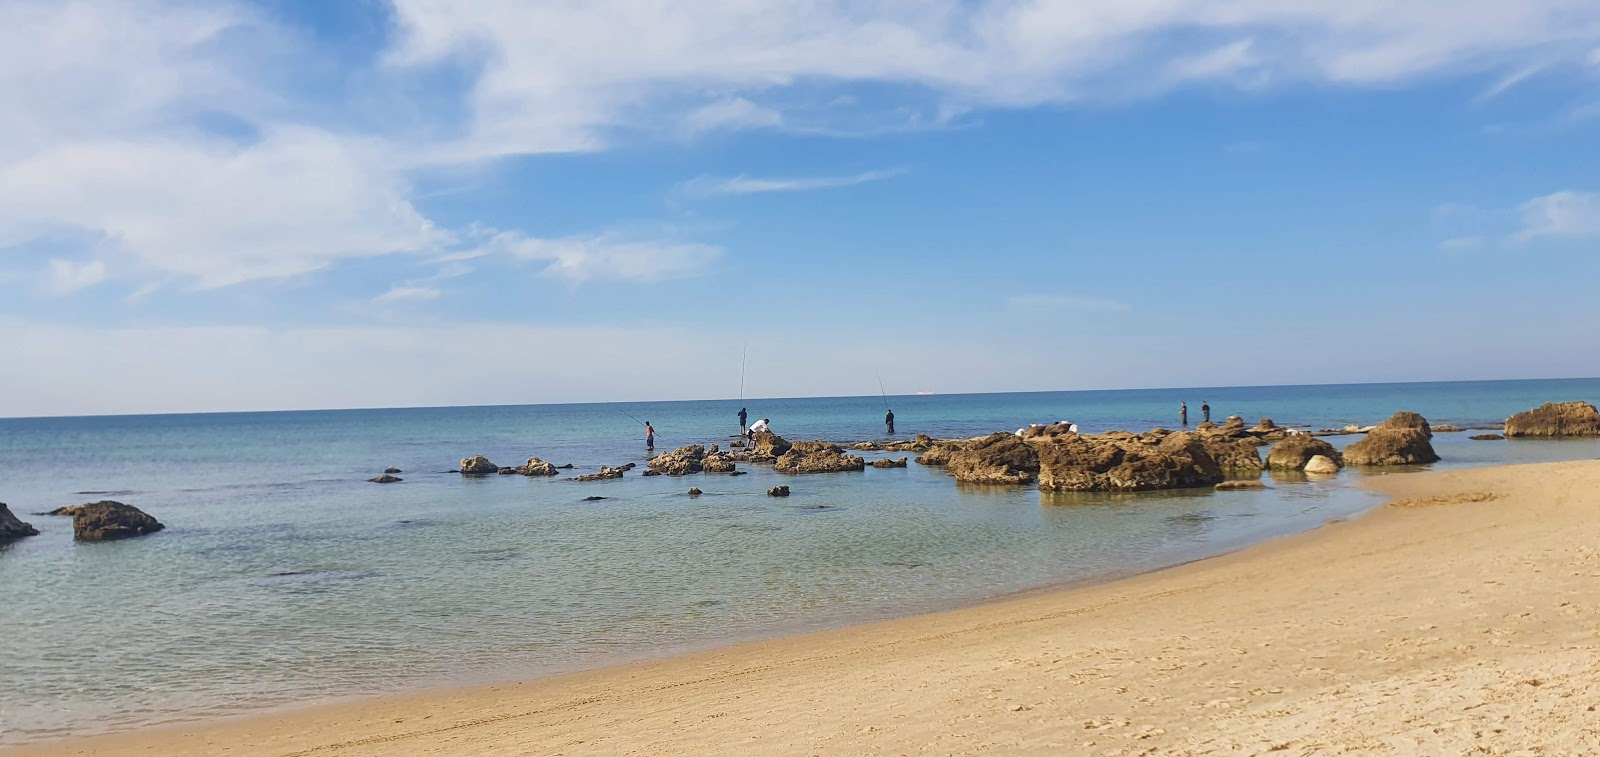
[{"x1": 13, "y1": 460, "x2": 1600, "y2": 756}]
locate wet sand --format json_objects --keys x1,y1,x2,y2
[{"x1": 13, "y1": 459, "x2": 1600, "y2": 756}]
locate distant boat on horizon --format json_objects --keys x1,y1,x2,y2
[{"x1": 915, "y1": 391, "x2": 936, "y2": 396}]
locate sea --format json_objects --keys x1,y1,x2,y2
[{"x1": 2, "y1": 378, "x2": 1598, "y2": 745}]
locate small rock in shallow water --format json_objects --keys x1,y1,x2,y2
[
  {"x1": 70, "y1": 501, "x2": 164, "y2": 542},
  {"x1": 688, "y1": 488, "x2": 703, "y2": 496},
  {"x1": 384, "y1": 467, "x2": 402, "y2": 474},
  {"x1": 583, "y1": 496, "x2": 607, "y2": 502},
  {"x1": 1, "y1": 503, "x2": 40, "y2": 541},
  {"x1": 767, "y1": 486, "x2": 791, "y2": 497},
  {"x1": 459, "y1": 455, "x2": 498, "y2": 475},
  {"x1": 1303, "y1": 455, "x2": 1341, "y2": 475},
  {"x1": 1470, "y1": 433, "x2": 1505, "y2": 441},
  {"x1": 1215, "y1": 480, "x2": 1266, "y2": 491},
  {"x1": 369, "y1": 474, "x2": 402, "y2": 484}
]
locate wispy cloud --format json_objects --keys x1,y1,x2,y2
[
  {"x1": 373, "y1": 285, "x2": 441, "y2": 304},
  {"x1": 1438, "y1": 236, "x2": 1485, "y2": 251},
  {"x1": 1513, "y1": 191, "x2": 1600, "y2": 240},
  {"x1": 43, "y1": 259, "x2": 107, "y2": 295},
  {"x1": 480, "y1": 231, "x2": 722, "y2": 282},
  {"x1": 1006, "y1": 294, "x2": 1130, "y2": 314},
  {"x1": 678, "y1": 168, "x2": 906, "y2": 198}
]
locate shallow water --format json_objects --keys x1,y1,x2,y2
[{"x1": 1, "y1": 379, "x2": 1597, "y2": 744}]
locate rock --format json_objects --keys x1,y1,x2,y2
[
  {"x1": 1250, "y1": 418, "x2": 1277, "y2": 432},
  {"x1": 1504, "y1": 401, "x2": 1600, "y2": 438},
  {"x1": 1302, "y1": 455, "x2": 1340, "y2": 475},
  {"x1": 459, "y1": 455, "x2": 498, "y2": 475},
  {"x1": 1215, "y1": 480, "x2": 1266, "y2": 491},
  {"x1": 1035, "y1": 431, "x2": 1224, "y2": 492},
  {"x1": 1019, "y1": 422, "x2": 1078, "y2": 440},
  {"x1": 1343, "y1": 411, "x2": 1439, "y2": 466},
  {"x1": 1, "y1": 503, "x2": 39, "y2": 541},
  {"x1": 514, "y1": 457, "x2": 560, "y2": 476},
  {"x1": 687, "y1": 487, "x2": 703, "y2": 496},
  {"x1": 574, "y1": 466, "x2": 628, "y2": 482},
  {"x1": 1204, "y1": 438, "x2": 1265, "y2": 476},
  {"x1": 37, "y1": 504, "x2": 87, "y2": 517},
  {"x1": 1266, "y1": 435, "x2": 1342, "y2": 471},
  {"x1": 916, "y1": 440, "x2": 965, "y2": 466},
  {"x1": 767, "y1": 486, "x2": 790, "y2": 497},
  {"x1": 384, "y1": 467, "x2": 402, "y2": 474},
  {"x1": 649, "y1": 445, "x2": 706, "y2": 476},
  {"x1": 369, "y1": 474, "x2": 402, "y2": 483},
  {"x1": 1470, "y1": 433, "x2": 1505, "y2": 441},
  {"x1": 948, "y1": 433, "x2": 1039, "y2": 485},
  {"x1": 911, "y1": 434, "x2": 935, "y2": 452},
  {"x1": 774, "y1": 441, "x2": 866, "y2": 474},
  {"x1": 871, "y1": 457, "x2": 909, "y2": 468},
  {"x1": 583, "y1": 496, "x2": 607, "y2": 502},
  {"x1": 496, "y1": 467, "x2": 518, "y2": 475},
  {"x1": 752, "y1": 431, "x2": 793, "y2": 457},
  {"x1": 641, "y1": 470, "x2": 662, "y2": 477},
  {"x1": 70, "y1": 501, "x2": 164, "y2": 542},
  {"x1": 557, "y1": 464, "x2": 574, "y2": 469},
  {"x1": 1430, "y1": 424, "x2": 1463, "y2": 433},
  {"x1": 702, "y1": 452, "x2": 738, "y2": 473}
]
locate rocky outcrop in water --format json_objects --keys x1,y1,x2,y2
[
  {"x1": 37, "y1": 504, "x2": 87, "y2": 517},
  {"x1": 1034, "y1": 430, "x2": 1224, "y2": 492},
  {"x1": 1504, "y1": 401, "x2": 1600, "y2": 438},
  {"x1": 774, "y1": 442, "x2": 865, "y2": 474},
  {"x1": 850, "y1": 434, "x2": 937, "y2": 453},
  {"x1": 1343, "y1": 411, "x2": 1439, "y2": 466},
  {"x1": 687, "y1": 487, "x2": 702, "y2": 496},
  {"x1": 871, "y1": 457, "x2": 909, "y2": 468},
  {"x1": 384, "y1": 467, "x2": 402, "y2": 474},
  {"x1": 1266, "y1": 435, "x2": 1342, "y2": 471},
  {"x1": 459, "y1": 455, "x2": 499, "y2": 475},
  {"x1": 1, "y1": 503, "x2": 39, "y2": 541},
  {"x1": 650, "y1": 445, "x2": 706, "y2": 476},
  {"x1": 948, "y1": 433, "x2": 1039, "y2": 485},
  {"x1": 1303, "y1": 455, "x2": 1340, "y2": 475},
  {"x1": 752, "y1": 431, "x2": 792, "y2": 457},
  {"x1": 71, "y1": 501, "x2": 164, "y2": 542},
  {"x1": 1470, "y1": 433, "x2": 1505, "y2": 441},
  {"x1": 515, "y1": 457, "x2": 560, "y2": 477},
  {"x1": 916, "y1": 440, "x2": 965, "y2": 467},
  {"x1": 574, "y1": 465, "x2": 631, "y2": 482},
  {"x1": 369, "y1": 474, "x2": 402, "y2": 483},
  {"x1": 1215, "y1": 480, "x2": 1266, "y2": 491},
  {"x1": 1204, "y1": 437, "x2": 1265, "y2": 476},
  {"x1": 767, "y1": 485, "x2": 790, "y2": 497}
]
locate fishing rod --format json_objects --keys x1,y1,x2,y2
[
  {"x1": 739, "y1": 340, "x2": 748, "y2": 402},
  {"x1": 876, "y1": 370, "x2": 890, "y2": 411},
  {"x1": 619, "y1": 408, "x2": 658, "y2": 440}
]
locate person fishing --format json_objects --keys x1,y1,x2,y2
[
  {"x1": 1201, "y1": 402, "x2": 1211, "y2": 424},
  {"x1": 885, "y1": 408, "x2": 895, "y2": 435},
  {"x1": 738, "y1": 407, "x2": 748, "y2": 434},
  {"x1": 747, "y1": 418, "x2": 770, "y2": 445},
  {"x1": 644, "y1": 421, "x2": 656, "y2": 451},
  {"x1": 1181, "y1": 401, "x2": 1188, "y2": 426}
]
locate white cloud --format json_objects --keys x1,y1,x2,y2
[
  {"x1": 683, "y1": 98, "x2": 784, "y2": 134},
  {"x1": 43, "y1": 259, "x2": 107, "y2": 295},
  {"x1": 374, "y1": 285, "x2": 442, "y2": 303},
  {"x1": 1514, "y1": 191, "x2": 1600, "y2": 240},
  {"x1": 678, "y1": 168, "x2": 905, "y2": 197},
  {"x1": 1438, "y1": 236, "x2": 1485, "y2": 251},
  {"x1": 479, "y1": 231, "x2": 722, "y2": 282},
  {"x1": 1007, "y1": 294, "x2": 1130, "y2": 314}
]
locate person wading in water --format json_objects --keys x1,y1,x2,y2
[
  {"x1": 885, "y1": 409, "x2": 895, "y2": 435},
  {"x1": 738, "y1": 407, "x2": 748, "y2": 435},
  {"x1": 1201, "y1": 402, "x2": 1211, "y2": 424},
  {"x1": 1181, "y1": 402, "x2": 1188, "y2": 426},
  {"x1": 645, "y1": 422, "x2": 656, "y2": 451}
]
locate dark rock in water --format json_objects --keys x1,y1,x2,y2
[
  {"x1": 687, "y1": 487, "x2": 703, "y2": 496},
  {"x1": 459, "y1": 455, "x2": 498, "y2": 475},
  {"x1": 496, "y1": 467, "x2": 518, "y2": 475},
  {"x1": 752, "y1": 430, "x2": 792, "y2": 457},
  {"x1": 369, "y1": 474, "x2": 402, "y2": 483},
  {"x1": 514, "y1": 457, "x2": 559, "y2": 477},
  {"x1": 1215, "y1": 480, "x2": 1266, "y2": 491},
  {"x1": 1034, "y1": 431, "x2": 1224, "y2": 492},
  {"x1": 1470, "y1": 433, "x2": 1505, "y2": 441},
  {"x1": 729, "y1": 470, "x2": 748, "y2": 476},
  {"x1": 1266, "y1": 435, "x2": 1343, "y2": 471},
  {"x1": 1504, "y1": 401, "x2": 1600, "y2": 438},
  {"x1": 558, "y1": 464, "x2": 574, "y2": 469},
  {"x1": 871, "y1": 456, "x2": 909, "y2": 468},
  {"x1": 1, "y1": 503, "x2": 40, "y2": 541},
  {"x1": 1344, "y1": 411, "x2": 1439, "y2": 466},
  {"x1": 773, "y1": 441, "x2": 865, "y2": 474},
  {"x1": 642, "y1": 470, "x2": 662, "y2": 477},
  {"x1": 384, "y1": 467, "x2": 402, "y2": 474},
  {"x1": 71, "y1": 501, "x2": 164, "y2": 542},
  {"x1": 574, "y1": 466, "x2": 628, "y2": 482},
  {"x1": 767, "y1": 486, "x2": 791, "y2": 497},
  {"x1": 948, "y1": 433, "x2": 1038, "y2": 485},
  {"x1": 583, "y1": 496, "x2": 607, "y2": 502}
]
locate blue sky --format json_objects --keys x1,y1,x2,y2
[{"x1": 1, "y1": 0, "x2": 1599, "y2": 416}]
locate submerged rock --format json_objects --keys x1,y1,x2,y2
[
  {"x1": 384, "y1": 467, "x2": 402, "y2": 474},
  {"x1": 1504, "y1": 401, "x2": 1600, "y2": 438},
  {"x1": 687, "y1": 487, "x2": 703, "y2": 496},
  {"x1": 582, "y1": 496, "x2": 607, "y2": 502},
  {"x1": 948, "y1": 433, "x2": 1038, "y2": 485},
  {"x1": 1034, "y1": 431, "x2": 1224, "y2": 492},
  {"x1": 574, "y1": 466, "x2": 629, "y2": 482},
  {"x1": 871, "y1": 456, "x2": 909, "y2": 468},
  {"x1": 1303, "y1": 455, "x2": 1341, "y2": 475},
  {"x1": 459, "y1": 455, "x2": 498, "y2": 475},
  {"x1": 1430, "y1": 424, "x2": 1463, "y2": 433},
  {"x1": 1344, "y1": 411, "x2": 1439, "y2": 466},
  {"x1": 1215, "y1": 480, "x2": 1266, "y2": 491},
  {"x1": 37, "y1": 504, "x2": 87, "y2": 517},
  {"x1": 767, "y1": 485, "x2": 790, "y2": 497},
  {"x1": 71, "y1": 501, "x2": 164, "y2": 542},
  {"x1": 1, "y1": 503, "x2": 39, "y2": 541},
  {"x1": 369, "y1": 474, "x2": 402, "y2": 484},
  {"x1": 774, "y1": 441, "x2": 865, "y2": 474},
  {"x1": 1470, "y1": 433, "x2": 1505, "y2": 441},
  {"x1": 1266, "y1": 435, "x2": 1343, "y2": 471}
]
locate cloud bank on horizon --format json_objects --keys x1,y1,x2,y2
[{"x1": 1, "y1": 0, "x2": 1599, "y2": 416}]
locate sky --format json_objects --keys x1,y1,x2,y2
[{"x1": 2, "y1": 0, "x2": 1599, "y2": 417}]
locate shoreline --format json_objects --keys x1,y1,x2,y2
[{"x1": 12, "y1": 458, "x2": 1598, "y2": 755}]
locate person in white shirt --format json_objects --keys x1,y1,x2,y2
[{"x1": 748, "y1": 418, "x2": 770, "y2": 435}]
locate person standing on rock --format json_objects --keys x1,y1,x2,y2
[
  {"x1": 747, "y1": 418, "x2": 770, "y2": 445},
  {"x1": 885, "y1": 409, "x2": 895, "y2": 435},
  {"x1": 645, "y1": 422, "x2": 656, "y2": 451},
  {"x1": 738, "y1": 407, "x2": 748, "y2": 435},
  {"x1": 1181, "y1": 402, "x2": 1188, "y2": 426},
  {"x1": 1201, "y1": 402, "x2": 1211, "y2": 424}
]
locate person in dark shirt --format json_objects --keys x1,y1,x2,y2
[
  {"x1": 1201, "y1": 402, "x2": 1211, "y2": 424},
  {"x1": 1181, "y1": 402, "x2": 1188, "y2": 426},
  {"x1": 885, "y1": 409, "x2": 895, "y2": 435},
  {"x1": 738, "y1": 407, "x2": 748, "y2": 434}
]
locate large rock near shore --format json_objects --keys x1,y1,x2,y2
[
  {"x1": 774, "y1": 441, "x2": 865, "y2": 474},
  {"x1": 916, "y1": 440, "x2": 965, "y2": 467},
  {"x1": 71, "y1": 501, "x2": 164, "y2": 542},
  {"x1": 1204, "y1": 437, "x2": 1265, "y2": 476},
  {"x1": 1035, "y1": 431, "x2": 1224, "y2": 492},
  {"x1": 1504, "y1": 401, "x2": 1600, "y2": 438},
  {"x1": 649, "y1": 445, "x2": 706, "y2": 476},
  {"x1": 1266, "y1": 435, "x2": 1342, "y2": 471},
  {"x1": 459, "y1": 455, "x2": 499, "y2": 475},
  {"x1": 749, "y1": 431, "x2": 792, "y2": 457},
  {"x1": 1343, "y1": 411, "x2": 1440, "y2": 466},
  {"x1": 948, "y1": 433, "x2": 1039, "y2": 485},
  {"x1": 1, "y1": 503, "x2": 39, "y2": 542},
  {"x1": 1303, "y1": 455, "x2": 1341, "y2": 475}
]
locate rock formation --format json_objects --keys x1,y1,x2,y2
[
  {"x1": 916, "y1": 440, "x2": 965, "y2": 467},
  {"x1": 1203, "y1": 437, "x2": 1265, "y2": 476},
  {"x1": 767, "y1": 485, "x2": 790, "y2": 497},
  {"x1": 574, "y1": 466, "x2": 629, "y2": 482},
  {"x1": 71, "y1": 501, "x2": 164, "y2": 542},
  {"x1": 774, "y1": 441, "x2": 866, "y2": 474},
  {"x1": 687, "y1": 487, "x2": 703, "y2": 496},
  {"x1": 1034, "y1": 431, "x2": 1224, "y2": 492},
  {"x1": 947, "y1": 433, "x2": 1039, "y2": 485},
  {"x1": 515, "y1": 457, "x2": 560, "y2": 476},
  {"x1": 649, "y1": 445, "x2": 706, "y2": 476},
  {"x1": 751, "y1": 431, "x2": 793, "y2": 457},
  {"x1": 1470, "y1": 433, "x2": 1505, "y2": 441},
  {"x1": 1215, "y1": 480, "x2": 1266, "y2": 491},
  {"x1": 384, "y1": 467, "x2": 402, "y2": 474},
  {"x1": 1303, "y1": 455, "x2": 1340, "y2": 475},
  {"x1": 37, "y1": 504, "x2": 87, "y2": 517},
  {"x1": 1, "y1": 503, "x2": 39, "y2": 541},
  {"x1": 871, "y1": 457, "x2": 909, "y2": 468},
  {"x1": 1504, "y1": 401, "x2": 1600, "y2": 438},
  {"x1": 1266, "y1": 435, "x2": 1342, "y2": 471},
  {"x1": 459, "y1": 455, "x2": 498, "y2": 475},
  {"x1": 1343, "y1": 411, "x2": 1440, "y2": 466},
  {"x1": 369, "y1": 474, "x2": 402, "y2": 483}
]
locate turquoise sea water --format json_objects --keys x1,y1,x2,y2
[{"x1": 2, "y1": 378, "x2": 1598, "y2": 745}]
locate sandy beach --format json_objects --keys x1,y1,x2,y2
[{"x1": 13, "y1": 458, "x2": 1600, "y2": 756}]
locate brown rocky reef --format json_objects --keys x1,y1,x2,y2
[
  {"x1": 1343, "y1": 411, "x2": 1440, "y2": 466},
  {"x1": 916, "y1": 439, "x2": 966, "y2": 466},
  {"x1": 1034, "y1": 430, "x2": 1224, "y2": 492},
  {"x1": 1504, "y1": 401, "x2": 1600, "y2": 438},
  {"x1": 459, "y1": 455, "x2": 498, "y2": 475},
  {"x1": 871, "y1": 456, "x2": 909, "y2": 468},
  {"x1": 369, "y1": 474, "x2": 402, "y2": 483},
  {"x1": 1, "y1": 503, "x2": 39, "y2": 541},
  {"x1": 774, "y1": 441, "x2": 865, "y2": 474},
  {"x1": 515, "y1": 457, "x2": 560, "y2": 476},
  {"x1": 575, "y1": 464, "x2": 632, "y2": 482},
  {"x1": 1266, "y1": 435, "x2": 1343, "y2": 471},
  {"x1": 649, "y1": 445, "x2": 707, "y2": 476},
  {"x1": 751, "y1": 431, "x2": 793, "y2": 457},
  {"x1": 947, "y1": 433, "x2": 1039, "y2": 485},
  {"x1": 71, "y1": 501, "x2": 164, "y2": 542}
]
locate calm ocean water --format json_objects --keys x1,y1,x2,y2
[{"x1": 2, "y1": 378, "x2": 1598, "y2": 745}]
